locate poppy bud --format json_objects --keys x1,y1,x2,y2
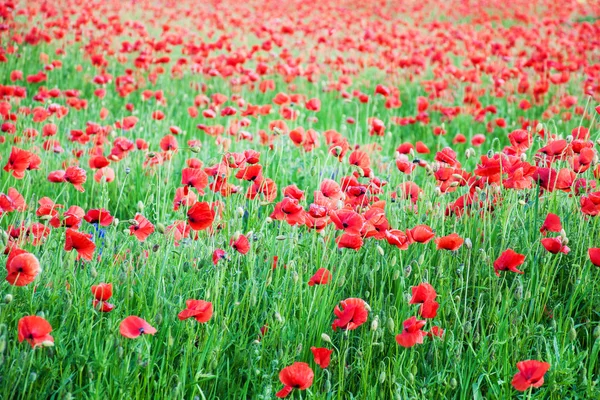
[
  {"x1": 42, "y1": 340, "x2": 54, "y2": 347},
  {"x1": 4, "y1": 294, "x2": 12, "y2": 304},
  {"x1": 464, "y1": 238, "x2": 472, "y2": 249},
  {"x1": 536, "y1": 123, "x2": 543, "y2": 132},
  {"x1": 371, "y1": 316, "x2": 379, "y2": 331},
  {"x1": 566, "y1": 135, "x2": 573, "y2": 143},
  {"x1": 404, "y1": 265, "x2": 412, "y2": 277},
  {"x1": 29, "y1": 372, "x2": 37, "y2": 382},
  {"x1": 90, "y1": 267, "x2": 98, "y2": 278},
  {"x1": 0, "y1": 230, "x2": 7, "y2": 245},
  {"x1": 392, "y1": 270, "x2": 400, "y2": 280},
  {"x1": 518, "y1": 200, "x2": 527, "y2": 206},
  {"x1": 560, "y1": 229, "x2": 567, "y2": 241},
  {"x1": 0, "y1": 337, "x2": 5, "y2": 353},
  {"x1": 118, "y1": 346, "x2": 124, "y2": 358},
  {"x1": 168, "y1": 335, "x2": 174, "y2": 347},
  {"x1": 408, "y1": 373, "x2": 414, "y2": 384},
  {"x1": 274, "y1": 312, "x2": 283, "y2": 323},
  {"x1": 136, "y1": 201, "x2": 144, "y2": 212},
  {"x1": 292, "y1": 271, "x2": 298, "y2": 283},
  {"x1": 386, "y1": 317, "x2": 395, "y2": 333},
  {"x1": 338, "y1": 275, "x2": 345, "y2": 287},
  {"x1": 569, "y1": 327, "x2": 577, "y2": 341},
  {"x1": 39, "y1": 214, "x2": 53, "y2": 221},
  {"x1": 325, "y1": 378, "x2": 332, "y2": 392},
  {"x1": 593, "y1": 325, "x2": 600, "y2": 339},
  {"x1": 379, "y1": 371, "x2": 386, "y2": 383},
  {"x1": 153, "y1": 223, "x2": 164, "y2": 234},
  {"x1": 376, "y1": 245, "x2": 384, "y2": 256},
  {"x1": 514, "y1": 283, "x2": 523, "y2": 300},
  {"x1": 321, "y1": 333, "x2": 332, "y2": 343},
  {"x1": 113, "y1": 218, "x2": 120, "y2": 226},
  {"x1": 190, "y1": 145, "x2": 201, "y2": 153},
  {"x1": 391, "y1": 256, "x2": 397, "y2": 267},
  {"x1": 368, "y1": 272, "x2": 374, "y2": 289},
  {"x1": 450, "y1": 378, "x2": 457, "y2": 388},
  {"x1": 265, "y1": 217, "x2": 273, "y2": 224},
  {"x1": 276, "y1": 235, "x2": 287, "y2": 241}
]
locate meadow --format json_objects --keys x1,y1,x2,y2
[{"x1": 1, "y1": 0, "x2": 600, "y2": 398}]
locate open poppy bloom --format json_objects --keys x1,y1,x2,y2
[
  {"x1": 493, "y1": 249, "x2": 525, "y2": 276},
  {"x1": 275, "y1": 362, "x2": 314, "y2": 398},
  {"x1": 409, "y1": 283, "x2": 439, "y2": 319},
  {"x1": 435, "y1": 233, "x2": 464, "y2": 251},
  {"x1": 311, "y1": 346, "x2": 333, "y2": 368},
  {"x1": 230, "y1": 234, "x2": 250, "y2": 254},
  {"x1": 91, "y1": 283, "x2": 114, "y2": 312},
  {"x1": 18, "y1": 315, "x2": 54, "y2": 348},
  {"x1": 589, "y1": 248, "x2": 600, "y2": 267},
  {"x1": 539, "y1": 213, "x2": 561, "y2": 235},
  {"x1": 395, "y1": 316, "x2": 426, "y2": 348},
  {"x1": 187, "y1": 201, "x2": 215, "y2": 230},
  {"x1": 129, "y1": 214, "x2": 155, "y2": 241},
  {"x1": 84, "y1": 208, "x2": 114, "y2": 226},
  {"x1": 407, "y1": 225, "x2": 435, "y2": 244},
  {"x1": 308, "y1": 268, "x2": 332, "y2": 286},
  {"x1": 178, "y1": 300, "x2": 213, "y2": 323},
  {"x1": 119, "y1": 316, "x2": 157, "y2": 339},
  {"x1": 541, "y1": 237, "x2": 570, "y2": 255},
  {"x1": 511, "y1": 360, "x2": 550, "y2": 391},
  {"x1": 212, "y1": 249, "x2": 227, "y2": 265},
  {"x1": 332, "y1": 298, "x2": 368, "y2": 331},
  {"x1": 5, "y1": 249, "x2": 40, "y2": 286},
  {"x1": 64, "y1": 228, "x2": 96, "y2": 261}
]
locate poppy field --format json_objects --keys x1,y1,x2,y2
[{"x1": 2, "y1": 0, "x2": 600, "y2": 398}]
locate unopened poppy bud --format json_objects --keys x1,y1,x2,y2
[
  {"x1": 147, "y1": 152, "x2": 156, "y2": 158},
  {"x1": 136, "y1": 201, "x2": 144, "y2": 212},
  {"x1": 570, "y1": 327, "x2": 577, "y2": 341},
  {"x1": 408, "y1": 373, "x2": 414, "y2": 384},
  {"x1": 593, "y1": 325, "x2": 600, "y2": 339},
  {"x1": 514, "y1": 284, "x2": 523, "y2": 300},
  {"x1": 37, "y1": 311, "x2": 45, "y2": 319},
  {"x1": 39, "y1": 214, "x2": 52, "y2": 221},
  {"x1": 236, "y1": 207, "x2": 245, "y2": 218},
  {"x1": 338, "y1": 275, "x2": 346, "y2": 287},
  {"x1": 518, "y1": 200, "x2": 527, "y2": 206},
  {"x1": 274, "y1": 312, "x2": 283, "y2": 323},
  {"x1": 376, "y1": 245, "x2": 384, "y2": 256},
  {"x1": 265, "y1": 217, "x2": 273, "y2": 224},
  {"x1": 464, "y1": 238, "x2": 472, "y2": 249},
  {"x1": 450, "y1": 378, "x2": 457, "y2": 388},
  {"x1": 112, "y1": 218, "x2": 120, "y2": 226},
  {"x1": 391, "y1": 256, "x2": 397, "y2": 267},
  {"x1": 560, "y1": 229, "x2": 567, "y2": 240},
  {"x1": 90, "y1": 267, "x2": 98, "y2": 278},
  {"x1": 364, "y1": 302, "x2": 372, "y2": 312},
  {"x1": 292, "y1": 271, "x2": 298, "y2": 283},
  {"x1": 4, "y1": 294, "x2": 12, "y2": 304},
  {"x1": 321, "y1": 333, "x2": 332, "y2": 343},
  {"x1": 386, "y1": 317, "x2": 395, "y2": 333},
  {"x1": 536, "y1": 123, "x2": 543, "y2": 132},
  {"x1": 42, "y1": 340, "x2": 54, "y2": 347},
  {"x1": 29, "y1": 372, "x2": 38, "y2": 382},
  {"x1": 392, "y1": 270, "x2": 400, "y2": 280},
  {"x1": 379, "y1": 371, "x2": 386, "y2": 383},
  {"x1": 404, "y1": 265, "x2": 412, "y2": 277},
  {"x1": 566, "y1": 135, "x2": 573, "y2": 143},
  {"x1": 0, "y1": 337, "x2": 5, "y2": 353},
  {"x1": 189, "y1": 145, "x2": 201, "y2": 153},
  {"x1": 275, "y1": 235, "x2": 287, "y2": 241},
  {"x1": 371, "y1": 317, "x2": 379, "y2": 331}
]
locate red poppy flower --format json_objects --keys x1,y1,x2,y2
[
  {"x1": 407, "y1": 225, "x2": 435, "y2": 244},
  {"x1": 308, "y1": 268, "x2": 332, "y2": 286},
  {"x1": 91, "y1": 283, "x2": 113, "y2": 301},
  {"x1": 93, "y1": 300, "x2": 115, "y2": 312},
  {"x1": 178, "y1": 299, "x2": 213, "y2": 323},
  {"x1": 395, "y1": 316, "x2": 426, "y2": 348},
  {"x1": 3, "y1": 147, "x2": 33, "y2": 179},
  {"x1": 129, "y1": 214, "x2": 155, "y2": 241},
  {"x1": 332, "y1": 298, "x2": 368, "y2": 331},
  {"x1": 84, "y1": 208, "x2": 114, "y2": 226},
  {"x1": 6, "y1": 250, "x2": 40, "y2": 286},
  {"x1": 589, "y1": 248, "x2": 600, "y2": 267},
  {"x1": 541, "y1": 237, "x2": 570, "y2": 255},
  {"x1": 212, "y1": 249, "x2": 227, "y2": 265},
  {"x1": 119, "y1": 316, "x2": 157, "y2": 339},
  {"x1": 511, "y1": 360, "x2": 550, "y2": 391},
  {"x1": 435, "y1": 233, "x2": 463, "y2": 251},
  {"x1": 18, "y1": 315, "x2": 54, "y2": 348},
  {"x1": 311, "y1": 347, "x2": 333, "y2": 368},
  {"x1": 409, "y1": 283, "x2": 439, "y2": 319},
  {"x1": 329, "y1": 208, "x2": 364, "y2": 234},
  {"x1": 181, "y1": 167, "x2": 208, "y2": 194},
  {"x1": 427, "y1": 326, "x2": 444, "y2": 338},
  {"x1": 275, "y1": 362, "x2": 314, "y2": 398},
  {"x1": 187, "y1": 202, "x2": 215, "y2": 231},
  {"x1": 65, "y1": 228, "x2": 96, "y2": 261},
  {"x1": 540, "y1": 213, "x2": 562, "y2": 235},
  {"x1": 385, "y1": 229, "x2": 410, "y2": 250},
  {"x1": 230, "y1": 234, "x2": 250, "y2": 254},
  {"x1": 493, "y1": 249, "x2": 525, "y2": 276},
  {"x1": 335, "y1": 233, "x2": 363, "y2": 250},
  {"x1": 64, "y1": 166, "x2": 87, "y2": 192}
]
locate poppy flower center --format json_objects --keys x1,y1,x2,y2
[{"x1": 139, "y1": 327, "x2": 145, "y2": 334}]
